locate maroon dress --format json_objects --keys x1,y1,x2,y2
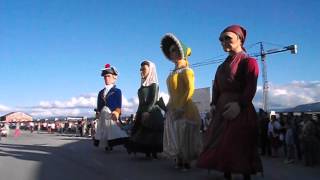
[{"x1": 197, "y1": 52, "x2": 263, "y2": 174}]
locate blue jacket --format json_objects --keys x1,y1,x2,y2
[{"x1": 97, "y1": 86, "x2": 122, "y2": 113}]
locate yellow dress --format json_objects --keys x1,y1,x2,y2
[
  {"x1": 167, "y1": 67, "x2": 201, "y2": 124},
  {"x1": 163, "y1": 67, "x2": 202, "y2": 161}
]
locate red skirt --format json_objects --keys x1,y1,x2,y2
[{"x1": 197, "y1": 105, "x2": 263, "y2": 174}]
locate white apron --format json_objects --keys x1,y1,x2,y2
[{"x1": 95, "y1": 106, "x2": 128, "y2": 148}]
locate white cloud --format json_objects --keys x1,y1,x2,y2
[
  {"x1": 273, "y1": 89, "x2": 288, "y2": 96},
  {"x1": 29, "y1": 108, "x2": 83, "y2": 118},
  {"x1": 121, "y1": 96, "x2": 139, "y2": 115},
  {"x1": 2, "y1": 81, "x2": 319, "y2": 118},
  {"x1": 121, "y1": 91, "x2": 169, "y2": 116},
  {"x1": 254, "y1": 81, "x2": 320, "y2": 109},
  {"x1": 37, "y1": 94, "x2": 96, "y2": 109},
  {"x1": 0, "y1": 104, "x2": 11, "y2": 112},
  {"x1": 5, "y1": 93, "x2": 144, "y2": 118}
]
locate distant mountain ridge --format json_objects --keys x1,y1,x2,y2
[{"x1": 274, "y1": 102, "x2": 320, "y2": 112}]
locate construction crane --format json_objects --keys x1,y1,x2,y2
[
  {"x1": 252, "y1": 43, "x2": 298, "y2": 112},
  {"x1": 190, "y1": 42, "x2": 298, "y2": 112}
]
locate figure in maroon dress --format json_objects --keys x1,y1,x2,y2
[{"x1": 197, "y1": 25, "x2": 263, "y2": 180}]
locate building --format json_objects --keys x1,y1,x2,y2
[
  {"x1": 192, "y1": 87, "x2": 211, "y2": 116},
  {"x1": 0, "y1": 112, "x2": 33, "y2": 123}
]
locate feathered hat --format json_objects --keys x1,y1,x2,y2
[
  {"x1": 101, "y1": 64, "x2": 118, "y2": 76},
  {"x1": 160, "y1": 33, "x2": 191, "y2": 62}
]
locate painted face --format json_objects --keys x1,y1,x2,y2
[
  {"x1": 169, "y1": 44, "x2": 181, "y2": 61},
  {"x1": 219, "y1": 31, "x2": 242, "y2": 53},
  {"x1": 104, "y1": 74, "x2": 116, "y2": 85},
  {"x1": 140, "y1": 64, "x2": 150, "y2": 79}
]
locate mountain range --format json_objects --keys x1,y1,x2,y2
[{"x1": 274, "y1": 102, "x2": 320, "y2": 113}]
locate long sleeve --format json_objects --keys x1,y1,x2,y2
[
  {"x1": 105, "y1": 88, "x2": 122, "y2": 114},
  {"x1": 97, "y1": 89, "x2": 105, "y2": 113},
  {"x1": 166, "y1": 76, "x2": 173, "y2": 108},
  {"x1": 113, "y1": 89, "x2": 122, "y2": 114},
  {"x1": 212, "y1": 70, "x2": 220, "y2": 106},
  {"x1": 176, "y1": 68, "x2": 195, "y2": 109},
  {"x1": 239, "y1": 58, "x2": 259, "y2": 108}
]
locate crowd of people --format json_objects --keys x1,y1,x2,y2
[
  {"x1": 258, "y1": 110, "x2": 320, "y2": 167},
  {"x1": 0, "y1": 119, "x2": 97, "y2": 138}
]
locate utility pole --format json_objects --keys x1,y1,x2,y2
[{"x1": 258, "y1": 42, "x2": 298, "y2": 112}]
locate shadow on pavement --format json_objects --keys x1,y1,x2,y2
[{"x1": 0, "y1": 135, "x2": 216, "y2": 180}]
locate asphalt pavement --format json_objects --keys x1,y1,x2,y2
[{"x1": 0, "y1": 131, "x2": 319, "y2": 180}]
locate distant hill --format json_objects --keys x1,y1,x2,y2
[{"x1": 274, "y1": 102, "x2": 320, "y2": 113}]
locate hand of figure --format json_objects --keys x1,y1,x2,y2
[
  {"x1": 111, "y1": 111, "x2": 119, "y2": 122},
  {"x1": 222, "y1": 102, "x2": 240, "y2": 120},
  {"x1": 142, "y1": 112, "x2": 150, "y2": 122}
]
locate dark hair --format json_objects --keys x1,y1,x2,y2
[{"x1": 140, "y1": 61, "x2": 150, "y2": 67}]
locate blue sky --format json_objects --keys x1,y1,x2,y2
[{"x1": 1, "y1": 0, "x2": 319, "y2": 117}]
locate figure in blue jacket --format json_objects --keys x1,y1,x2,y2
[{"x1": 94, "y1": 64, "x2": 128, "y2": 151}]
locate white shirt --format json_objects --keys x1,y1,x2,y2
[
  {"x1": 103, "y1": 84, "x2": 114, "y2": 98},
  {"x1": 268, "y1": 120, "x2": 281, "y2": 138}
]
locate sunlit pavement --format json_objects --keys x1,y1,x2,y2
[{"x1": 0, "y1": 131, "x2": 319, "y2": 180}]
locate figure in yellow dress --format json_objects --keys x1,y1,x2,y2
[{"x1": 161, "y1": 33, "x2": 202, "y2": 170}]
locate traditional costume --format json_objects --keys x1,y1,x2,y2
[
  {"x1": 197, "y1": 25, "x2": 263, "y2": 175},
  {"x1": 161, "y1": 33, "x2": 202, "y2": 169},
  {"x1": 94, "y1": 64, "x2": 128, "y2": 150},
  {"x1": 125, "y1": 60, "x2": 164, "y2": 158}
]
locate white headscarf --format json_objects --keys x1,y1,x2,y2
[{"x1": 141, "y1": 60, "x2": 158, "y2": 87}]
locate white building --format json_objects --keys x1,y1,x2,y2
[{"x1": 192, "y1": 87, "x2": 211, "y2": 116}]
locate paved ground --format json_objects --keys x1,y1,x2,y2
[{"x1": 0, "y1": 131, "x2": 319, "y2": 180}]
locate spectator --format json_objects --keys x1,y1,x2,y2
[
  {"x1": 259, "y1": 109, "x2": 272, "y2": 156},
  {"x1": 284, "y1": 117, "x2": 295, "y2": 164},
  {"x1": 289, "y1": 112, "x2": 303, "y2": 160},
  {"x1": 301, "y1": 114, "x2": 319, "y2": 166},
  {"x1": 268, "y1": 115, "x2": 282, "y2": 157}
]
